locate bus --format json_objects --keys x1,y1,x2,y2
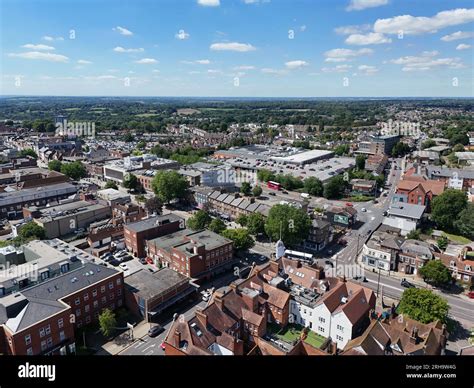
[
  {"x1": 284, "y1": 250, "x2": 313, "y2": 262},
  {"x1": 267, "y1": 181, "x2": 281, "y2": 191}
]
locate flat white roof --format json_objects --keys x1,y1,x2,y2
[{"x1": 273, "y1": 149, "x2": 333, "y2": 163}]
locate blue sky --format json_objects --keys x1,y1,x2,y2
[{"x1": 1, "y1": 0, "x2": 473, "y2": 97}]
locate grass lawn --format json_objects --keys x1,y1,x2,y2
[
  {"x1": 268, "y1": 323, "x2": 326, "y2": 348},
  {"x1": 442, "y1": 232, "x2": 471, "y2": 245}
]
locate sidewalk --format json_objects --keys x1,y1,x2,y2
[{"x1": 95, "y1": 320, "x2": 151, "y2": 355}]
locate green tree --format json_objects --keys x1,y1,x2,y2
[
  {"x1": 48, "y1": 159, "x2": 62, "y2": 172},
  {"x1": 123, "y1": 132, "x2": 134, "y2": 142},
  {"x1": 98, "y1": 308, "x2": 117, "y2": 338},
  {"x1": 304, "y1": 177, "x2": 323, "y2": 197},
  {"x1": 104, "y1": 181, "x2": 118, "y2": 190},
  {"x1": 252, "y1": 185, "x2": 263, "y2": 197},
  {"x1": 144, "y1": 196, "x2": 163, "y2": 215},
  {"x1": 240, "y1": 182, "x2": 252, "y2": 196},
  {"x1": 406, "y1": 229, "x2": 421, "y2": 240},
  {"x1": 257, "y1": 169, "x2": 275, "y2": 183},
  {"x1": 19, "y1": 148, "x2": 38, "y2": 159},
  {"x1": 246, "y1": 213, "x2": 265, "y2": 236},
  {"x1": 431, "y1": 189, "x2": 468, "y2": 231},
  {"x1": 187, "y1": 210, "x2": 212, "y2": 230},
  {"x1": 323, "y1": 175, "x2": 347, "y2": 199},
  {"x1": 437, "y1": 236, "x2": 449, "y2": 251},
  {"x1": 421, "y1": 139, "x2": 437, "y2": 150},
  {"x1": 355, "y1": 154, "x2": 366, "y2": 170},
  {"x1": 208, "y1": 218, "x2": 226, "y2": 234},
  {"x1": 454, "y1": 203, "x2": 474, "y2": 240},
  {"x1": 398, "y1": 288, "x2": 449, "y2": 324},
  {"x1": 452, "y1": 144, "x2": 465, "y2": 153},
  {"x1": 419, "y1": 260, "x2": 452, "y2": 287},
  {"x1": 60, "y1": 161, "x2": 87, "y2": 180},
  {"x1": 391, "y1": 142, "x2": 411, "y2": 157},
  {"x1": 222, "y1": 228, "x2": 255, "y2": 250},
  {"x1": 334, "y1": 144, "x2": 349, "y2": 156},
  {"x1": 264, "y1": 204, "x2": 311, "y2": 246},
  {"x1": 18, "y1": 222, "x2": 46, "y2": 241},
  {"x1": 123, "y1": 173, "x2": 140, "y2": 191},
  {"x1": 236, "y1": 214, "x2": 248, "y2": 226},
  {"x1": 151, "y1": 170, "x2": 188, "y2": 203}
]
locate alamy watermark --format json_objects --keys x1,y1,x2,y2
[
  {"x1": 56, "y1": 120, "x2": 96, "y2": 137},
  {"x1": 380, "y1": 119, "x2": 421, "y2": 137}
]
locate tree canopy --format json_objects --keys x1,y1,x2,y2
[
  {"x1": 264, "y1": 204, "x2": 311, "y2": 246},
  {"x1": 418, "y1": 260, "x2": 452, "y2": 287},
  {"x1": 398, "y1": 288, "x2": 449, "y2": 324},
  {"x1": 151, "y1": 170, "x2": 188, "y2": 203},
  {"x1": 431, "y1": 189, "x2": 468, "y2": 232}
]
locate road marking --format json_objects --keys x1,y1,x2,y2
[
  {"x1": 133, "y1": 341, "x2": 145, "y2": 348},
  {"x1": 142, "y1": 344, "x2": 156, "y2": 352},
  {"x1": 366, "y1": 278, "x2": 403, "y2": 293},
  {"x1": 146, "y1": 350, "x2": 154, "y2": 355}
]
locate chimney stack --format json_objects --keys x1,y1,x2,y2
[{"x1": 195, "y1": 309, "x2": 208, "y2": 328}]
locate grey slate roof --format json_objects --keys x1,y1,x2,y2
[{"x1": 22, "y1": 262, "x2": 119, "y2": 301}]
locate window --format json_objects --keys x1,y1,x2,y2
[
  {"x1": 46, "y1": 337, "x2": 53, "y2": 348},
  {"x1": 101, "y1": 286, "x2": 106, "y2": 293},
  {"x1": 92, "y1": 289, "x2": 98, "y2": 297},
  {"x1": 84, "y1": 305, "x2": 90, "y2": 313},
  {"x1": 84, "y1": 293, "x2": 89, "y2": 302},
  {"x1": 58, "y1": 318, "x2": 64, "y2": 329},
  {"x1": 26, "y1": 347, "x2": 33, "y2": 356},
  {"x1": 75, "y1": 298, "x2": 80, "y2": 306},
  {"x1": 319, "y1": 317, "x2": 325, "y2": 323},
  {"x1": 109, "y1": 293, "x2": 114, "y2": 300},
  {"x1": 318, "y1": 326, "x2": 325, "y2": 333},
  {"x1": 41, "y1": 340, "x2": 47, "y2": 351},
  {"x1": 337, "y1": 325, "x2": 344, "y2": 332},
  {"x1": 93, "y1": 300, "x2": 99, "y2": 309},
  {"x1": 116, "y1": 278, "x2": 121, "y2": 285},
  {"x1": 45, "y1": 325, "x2": 51, "y2": 335},
  {"x1": 25, "y1": 334, "x2": 32, "y2": 345},
  {"x1": 76, "y1": 309, "x2": 81, "y2": 317},
  {"x1": 85, "y1": 316, "x2": 91, "y2": 324},
  {"x1": 336, "y1": 335, "x2": 344, "y2": 342},
  {"x1": 59, "y1": 331, "x2": 65, "y2": 342},
  {"x1": 108, "y1": 282, "x2": 114, "y2": 290},
  {"x1": 39, "y1": 327, "x2": 45, "y2": 338},
  {"x1": 117, "y1": 289, "x2": 122, "y2": 296},
  {"x1": 101, "y1": 296, "x2": 107, "y2": 305}
]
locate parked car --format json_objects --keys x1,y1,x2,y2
[
  {"x1": 269, "y1": 192, "x2": 276, "y2": 196},
  {"x1": 160, "y1": 341, "x2": 166, "y2": 351},
  {"x1": 139, "y1": 257, "x2": 148, "y2": 264},
  {"x1": 401, "y1": 279, "x2": 415, "y2": 288},
  {"x1": 119, "y1": 263, "x2": 129, "y2": 271},
  {"x1": 148, "y1": 325, "x2": 165, "y2": 337},
  {"x1": 467, "y1": 291, "x2": 474, "y2": 299},
  {"x1": 361, "y1": 208, "x2": 367, "y2": 212},
  {"x1": 109, "y1": 259, "x2": 120, "y2": 267},
  {"x1": 120, "y1": 255, "x2": 133, "y2": 262}
]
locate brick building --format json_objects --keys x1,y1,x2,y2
[
  {"x1": 146, "y1": 229, "x2": 234, "y2": 280},
  {"x1": 124, "y1": 214, "x2": 185, "y2": 258}
]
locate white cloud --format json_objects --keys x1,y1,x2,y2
[
  {"x1": 300, "y1": 25, "x2": 307, "y2": 32},
  {"x1": 22, "y1": 44, "x2": 55, "y2": 50},
  {"x1": 285, "y1": 60, "x2": 309, "y2": 69},
  {"x1": 441, "y1": 30, "x2": 474, "y2": 41},
  {"x1": 113, "y1": 26, "x2": 133, "y2": 36},
  {"x1": 324, "y1": 48, "x2": 373, "y2": 62},
  {"x1": 357, "y1": 64, "x2": 379, "y2": 74},
  {"x1": 8, "y1": 51, "x2": 69, "y2": 62},
  {"x1": 113, "y1": 46, "x2": 144, "y2": 53},
  {"x1": 345, "y1": 32, "x2": 392, "y2": 45},
  {"x1": 83, "y1": 75, "x2": 118, "y2": 81},
  {"x1": 347, "y1": 0, "x2": 388, "y2": 11},
  {"x1": 321, "y1": 64, "x2": 352, "y2": 73},
  {"x1": 42, "y1": 36, "x2": 63, "y2": 41},
  {"x1": 456, "y1": 43, "x2": 471, "y2": 50},
  {"x1": 152, "y1": 69, "x2": 160, "y2": 73},
  {"x1": 207, "y1": 69, "x2": 222, "y2": 74},
  {"x1": 77, "y1": 59, "x2": 93, "y2": 64},
  {"x1": 175, "y1": 30, "x2": 190, "y2": 40},
  {"x1": 233, "y1": 65, "x2": 255, "y2": 70},
  {"x1": 335, "y1": 24, "x2": 371, "y2": 35},
  {"x1": 261, "y1": 68, "x2": 287, "y2": 75},
  {"x1": 374, "y1": 8, "x2": 474, "y2": 36},
  {"x1": 135, "y1": 58, "x2": 158, "y2": 64},
  {"x1": 390, "y1": 51, "x2": 465, "y2": 71},
  {"x1": 182, "y1": 59, "x2": 211, "y2": 65},
  {"x1": 210, "y1": 42, "x2": 256, "y2": 52},
  {"x1": 198, "y1": 0, "x2": 220, "y2": 6}
]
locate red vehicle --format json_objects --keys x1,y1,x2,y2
[
  {"x1": 468, "y1": 291, "x2": 474, "y2": 299},
  {"x1": 267, "y1": 181, "x2": 281, "y2": 191},
  {"x1": 146, "y1": 257, "x2": 154, "y2": 265},
  {"x1": 345, "y1": 202, "x2": 353, "y2": 207}
]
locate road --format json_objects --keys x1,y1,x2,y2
[
  {"x1": 356, "y1": 270, "x2": 474, "y2": 322},
  {"x1": 120, "y1": 299, "x2": 208, "y2": 356}
]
